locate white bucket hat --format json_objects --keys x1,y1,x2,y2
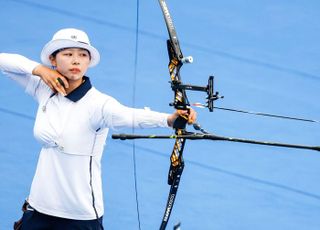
[{"x1": 40, "y1": 28, "x2": 100, "y2": 67}]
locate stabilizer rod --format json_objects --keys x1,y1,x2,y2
[{"x1": 112, "y1": 133, "x2": 320, "y2": 152}]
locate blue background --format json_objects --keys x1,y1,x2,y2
[{"x1": 0, "y1": 0, "x2": 320, "y2": 229}]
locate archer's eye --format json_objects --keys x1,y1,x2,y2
[
  {"x1": 79, "y1": 51, "x2": 90, "y2": 57},
  {"x1": 80, "y1": 53, "x2": 89, "y2": 57},
  {"x1": 63, "y1": 52, "x2": 72, "y2": 56}
]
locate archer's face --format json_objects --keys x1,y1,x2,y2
[{"x1": 50, "y1": 48, "x2": 91, "y2": 82}]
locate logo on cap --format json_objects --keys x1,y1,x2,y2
[{"x1": 71, "y1": 35, "x2": 77, "y2": 40}]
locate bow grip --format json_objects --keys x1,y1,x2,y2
[{"x1": 173, "y1": 115, "x2": 188, "y2": 129}]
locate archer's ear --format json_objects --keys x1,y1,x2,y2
[{"x1": 49, "y1": 55, "x2": 57, "y2": 67}]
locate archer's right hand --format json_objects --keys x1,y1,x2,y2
[{"x1": 32, "y1": 64, "x2": 69, "y2": 96}]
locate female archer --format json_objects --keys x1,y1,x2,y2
[{"x1": 0, "y1": 28, "x2": 196, "y2": 229}]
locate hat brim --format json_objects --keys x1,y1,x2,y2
[{"x1": 40, "y1": 39, "x2": 100, "y2": 67}]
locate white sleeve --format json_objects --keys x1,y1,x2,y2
[
  {"x1": 0, "y1": 53, "x2": 39, "y2": 75},
  {"x1": 102, "y1": 97, "x2": 170, "y2": 130},
  {"x1": 0, "y1": 53, "x2": 52, "y2": 102}
]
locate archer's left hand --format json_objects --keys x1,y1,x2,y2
[{"x1": 167, "y1": 108, "x2": 197, "y2": 127}]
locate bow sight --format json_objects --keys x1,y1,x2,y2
[{"x1": 169, "y1": 75, "x2": 223, "y2": 112}]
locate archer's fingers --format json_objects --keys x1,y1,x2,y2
[
  {"x1": 57, "y1": 76, "x2": 69, "y2": 89},
  {"x1": 187, "y1": 109, "x2": 197, "y2": 124},
  {"x1": 176, "y1": 109, "x2": 197, "y2": 124},
  {"x1": 53, "y1": 79, "x2": 67, "y2": 96}
]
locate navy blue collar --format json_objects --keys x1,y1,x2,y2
[{"x1": 66, "y1": 76, "x2": 92, "y2": 102}]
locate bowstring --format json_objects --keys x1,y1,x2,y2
[{"x1": 132, "y1": 0, "x2": 142, "y2": 229}]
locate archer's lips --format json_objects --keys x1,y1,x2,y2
[{"x1": 69, "y1": 68, "x2": 81, "y2": 74}]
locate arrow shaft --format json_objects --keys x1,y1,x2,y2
[{"x1": 213, "y1": 106, "x2": 319, "y2": 123}]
